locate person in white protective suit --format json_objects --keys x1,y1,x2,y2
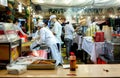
[
  {"x1": 30, "y1": 24, "x2": 41, "y2": 50},
  {"x1": 50, "y1": 15, "x2": 62, "y2": 43},
  {"x1": 13, "y1": 19, "x2": 28, "y2": 37},
  {"x1": 30, "y1": 22, "x2": 63, "y2": 66},
  {"x1": 50, "y1": 15, "x2": 63, "y2": 51}
]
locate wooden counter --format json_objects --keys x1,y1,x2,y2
[{"x1": 0, "y1": 64, "x2": 120, "y2": 77}]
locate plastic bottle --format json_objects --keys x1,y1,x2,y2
[{"x1": 70, "y1": 52, "x2": 76, "y2": 71}]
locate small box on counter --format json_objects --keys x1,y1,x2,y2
[{"x1": 6, "y1": 64, "x2": 27, "y2": 75}]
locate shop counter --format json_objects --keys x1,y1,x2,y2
[{"x1": 0, "y1": 64, "x2": 120, "y2": 77}]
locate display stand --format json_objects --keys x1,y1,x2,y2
[
  {"x1": 0, "y1": 39, "x2": 21, "y2": 68},
  {"x1": 0, "y1": 23, "x2": 21, "y2": 69}
]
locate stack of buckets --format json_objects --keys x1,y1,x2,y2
[
  {"x1": 95, "y1": 25, "x2": 113, "y2": 42},
  {"x1": 94, "y1": 31, "x2": 104, "y2": 42},
  {"x1": 94, "y1": 31, "x2": 105, "y2": 64}
]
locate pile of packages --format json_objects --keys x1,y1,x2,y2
[{"x1": 6, "y1": 50, "x2": 50, "y2": 75}]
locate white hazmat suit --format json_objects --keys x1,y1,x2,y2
[{"x1": 30, "y1": 22, "x2": 62, "y2": 65}]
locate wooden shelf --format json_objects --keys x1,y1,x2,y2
[
  {"x1": 0, "y1": 4, "x2": 6, "y2": 11},
  {"x1": 15, "y1": 12, "x2": 25, "y2": 18}
]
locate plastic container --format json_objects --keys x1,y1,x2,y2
[
  {"x1": 70, "y1": 52, "x2": 76, "y2": 71},
  {"x1": 6, "y1": 64, "x2": 27, "y2": 75}
]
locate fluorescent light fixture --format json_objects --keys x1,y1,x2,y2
[
  {"x1": 18, "y1": 3, "x2": 22, "y2": 12},
  {"x1": 52, "y1": 0, "x2": 55, "y2": 2},
  {"x1": 51, "y1": 0, "x2": 55, "y2": 3},
  {"x1": 117, "y1": 0, "x2": 120, "y2": 3}
]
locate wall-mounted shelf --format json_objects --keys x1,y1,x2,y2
[{"x1": 0, "y1": 4, "x2": 6, "y2": 11}]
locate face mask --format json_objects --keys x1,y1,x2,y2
[{"x1": 50, "y1": 21, "x2": 54, "y2": 26}]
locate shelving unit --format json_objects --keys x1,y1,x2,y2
[{"x1": 0, "y1": 23, "x2": 22, "y2": 68}]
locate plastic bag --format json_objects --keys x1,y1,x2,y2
[{"x1": 29, "y1": 50, "x2": 47, "y2": 59}]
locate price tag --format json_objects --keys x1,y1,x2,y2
[{"x1": 67, "y1": 74, "x2": 77, "y2": 76}]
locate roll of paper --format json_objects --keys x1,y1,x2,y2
[{"x1": 102, "y1": 26, "x2": 113, "y2": 42}]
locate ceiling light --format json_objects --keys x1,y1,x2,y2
[
  {"x1": 39, "y1": 0, "x2": 44, "y2": 3},
  {"x1": 95, "y1": 16, "x2": 98, "y2": 19},
  {"x1": 102, "y1": 16, "x2": 105, "y2": 19},
  {"x1": 52, "y1": 0, "x2": 55, "y2": 3}
]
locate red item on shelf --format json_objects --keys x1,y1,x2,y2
[
  {"x1": 17, "y1": 31, "x2": 27, "y2": 42},
  {"x1": 95, "y1": 31, "x2": 104, "y2": 42}
]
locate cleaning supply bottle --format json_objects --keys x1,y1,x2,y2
[{"x1": 70, "y1": 52, "x2": 76, "y2": 71}]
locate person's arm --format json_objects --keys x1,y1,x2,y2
[
  {"x1": 70, "y1": 24, "x2": 75, "y2": 33},
  {"x1": 37, "y1": 29, "x2": 46, "y2": 44},
  {"x1": 17, "y1": 26, "x2": 28, "y2": 36},
  {"x1": 32, "y1": 30, "x2": 39, "y2": 41},
  {"x1": 70, "y1": 24, "x2": 79, "y2": 33},
  {"x1": 53, "y1": 23, "x2": 59, "y2": 36},
  {"x1": 74, "y1": 27, "x2": 79, "y2": 32}
]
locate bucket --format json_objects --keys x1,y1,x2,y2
[{"x1": 95, "y1": 31, "x2": 104, "y2": 42}]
